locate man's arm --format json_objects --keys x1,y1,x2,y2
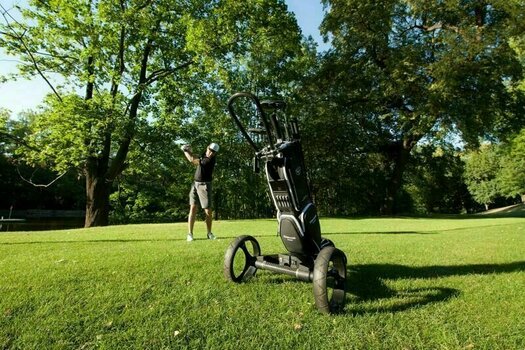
[
  {"x1": 182, "y1": 145, "x2": 200, "y2": 165},
  {"x1": 184, "y1": 151, "x2": 200, "y2": 165}
]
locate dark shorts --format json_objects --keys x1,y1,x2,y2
[{"x1": 189, "y1": 181, "x2": 212, "y2": 209}]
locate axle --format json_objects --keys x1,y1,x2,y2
[{"x1": 254, "y1": 255, "x2": 313, "y2": 282}]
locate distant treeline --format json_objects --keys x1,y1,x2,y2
[{"x1": 1, "y1": 0, "x2": 524, "y2": 226}]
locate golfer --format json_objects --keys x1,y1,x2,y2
[{"x1": 181, "y1": 143, "x2": 219, "y2": 241}]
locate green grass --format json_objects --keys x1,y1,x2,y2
[{"x1": 1, "y1": 217, "x2": 524, "y2": 349}]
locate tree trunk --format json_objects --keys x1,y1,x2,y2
[
  {"x1": 81, "y1": 36, "x2": 153, "y2": 227},
  {"x1": 83, "y1": 56, "x2": 111, "y2": 228},
  {"x1": 84, "y1": 151, "x2": 112, "y2": 227},
  {"x1": 380, "y1": 138, "x2": 418, "y2": 215},
  {"x1": 85, "y1": 172, "x2": 112, "y2": 227}
]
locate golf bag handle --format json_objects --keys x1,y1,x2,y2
[{"x1": 227, "y1": 92, "x2": 275, "y2": 152}]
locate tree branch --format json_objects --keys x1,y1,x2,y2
[
  {"x1": 144, "y1": 60, "x2": 193, "y2": 85},
  {"x1": 0, "y1": 130, "x2": 40, "y2": 151},
  {"x1": 414, "y1": 21, "x2": 461, "y2": 34},
  {"x1": 107, "y1": 36, "x2": 154, "y2": 180},
  {"x1": 0, "y1": 4, "x2": 63, "y2": 102},
  {"x1": 17, "y1": 167, "x2": 67, "y2": 188}
]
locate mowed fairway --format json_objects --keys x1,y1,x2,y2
[{"x1": 1, "y1": 217, "x2": 524, "y2": 349}]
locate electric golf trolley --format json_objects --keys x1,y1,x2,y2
[{"x1": 223, "y1": 92, "x2": 347, "y2": 314}]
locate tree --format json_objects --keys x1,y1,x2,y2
[
  {"x1": 313, "y1": 0, "x2": 525, "y2": 214},
  {"x1": 463, "y1": 143, "x2": 502, "y2": 210},
  {"x1": 1, "y1": 0, "x2": 303, "y2": 226},
  {"x1": 498, "y1": 128, "x2": 525, "y2": 202},
  {"x1": 404, "y1": 143, "x2": 473, "y2": 214},
  {"x1": 108, "y1": 0, "x2": 307, "y2": 222},
  {"x1": 0, "y1": 110, "x2": 85, "y2": 212}
]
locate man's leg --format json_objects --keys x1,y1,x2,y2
[
  {"x1": 197, "y1": 182, "x2": 216, "y2": 239},
  {"x1": 204, "y1": 208, "x2": 213, "y2": 234},
  {"x1": 188, "y1": 204, "x2": 197, "y2": 235},
  {"x1": 187, "y1": 183, "x2": 198, "y2": 241}
]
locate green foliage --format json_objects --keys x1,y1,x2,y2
[
  {"x1": 3, "y1": 0, "x2": 525, "y2": 220},
  {"x1": 0, "y1": 109, "x2": 8, "y2": 136},
  {"x1": 498, "y1": 128, "x2": 525, "y2": 200},
  {"x1": 1, "y1": 0, "x2": 306, "y2": 225},
  {"x1": 304, "y1": 0, "x2": 525, "y2": 213},
  {"x1": 1, "y1": 217, "x2": 524, "y2": 348},
  {"x1": 299, "y1": 110, "x2": 389, "y2": 216},
  {"x1": 108, "y1": 118, "x2": 190, "y2": 223},
  {"x1": 0, "y1": 111, "x2": 85, "y2": 211},
  {"x1": 17, "y1": 94, "x2": 118, "y2": 173},
  {"x1": 184, "y1": 0, "x2": 302, "y2": 86},
  {"x1": 463, "y1": 143, "x2": 503, "y2": 209},
  {"x1": 508, "y1": 1, "x2": 525, "y2": 92},
  {"x1": 404, "y1": 144, "x2": 473, "y2": 214},
  {"x1": 463, "y1": 133, "x2": 525, "y2": 210}
]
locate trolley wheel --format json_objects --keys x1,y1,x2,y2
[
  {"x1": 224, "y1": 235, "x2": 261, "y2": 283},
  {"x1": 313, "y1": 246, "x2": 347, "y2": 314}
]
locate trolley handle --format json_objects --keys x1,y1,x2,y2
[{"x1": 227, "y1": 92, "x2": 275, "y2": 152}]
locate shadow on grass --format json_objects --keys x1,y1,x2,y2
[
  {"x1": 323, "y1": 220, "x2": 523, "y2": 236},
  {"x1": 0, "y1": 237, "x2": 238, "y2": 245},
  {"x1": 324, "y1": 231, "x2": 437, "y2": 235},
  {"x1": 474, "y1": 203, "x2": 525, "y2": 218},
  {"x1": 0, "y1": 239, "x2": 183, "y2": 245},
  {"x1": 345, "y1": 261, "x2": 525, "y2": 315}
]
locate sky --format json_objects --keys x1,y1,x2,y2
[{"x1": 0, "y1": 0, "x2": 328, "y2": 116}]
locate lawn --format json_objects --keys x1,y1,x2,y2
[{"x1": 1, "y1": 216, "x2": 524, "y2": 349}]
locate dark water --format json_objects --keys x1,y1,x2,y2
[{"x1": 0, "y1": 218, "x2": 85, "y2": 232}]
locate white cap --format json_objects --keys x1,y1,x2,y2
[{"x1": 209, "y1": 143, "x2": 219, "y2": 152}]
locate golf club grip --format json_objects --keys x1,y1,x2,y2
[{"x1": 227, "y1": 92, "x2": 274, "y2": 151}]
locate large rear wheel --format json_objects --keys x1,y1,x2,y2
[
  {"x1": 313, "y1": 246, "x2": 347, "y2": 314},
  {"x1": 224, "y1": 235, "x2": 261, "y2": 282}
]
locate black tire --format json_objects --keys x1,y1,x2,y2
[
  {"x1": 313, "y1": 246, "x2": 347, "y2": 314},
  {"x1": 224, "y1": 235, "x2": 261, "y2": 283}
]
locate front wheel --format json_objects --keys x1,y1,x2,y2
[
  {"x1": 224, "y1": 235, "x2": 261, "y2": 283},
  {"x1": 313, "y1": 247, "x2": 347, "y2": 314}
]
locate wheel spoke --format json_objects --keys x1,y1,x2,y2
[
  {"x1": 239, "y1": 242, "x2": 251, "y2": 258},
  {"x1": 224, "y1": 235, "x2": 260, "y2": 283}
]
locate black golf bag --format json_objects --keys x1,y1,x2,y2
[{"x1": 224, "y1": 92, "x2": 347, "y2": 314}]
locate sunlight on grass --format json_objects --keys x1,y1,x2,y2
[{"x1": 1, "y1": 217, "x2": 524, "y2": 349}]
